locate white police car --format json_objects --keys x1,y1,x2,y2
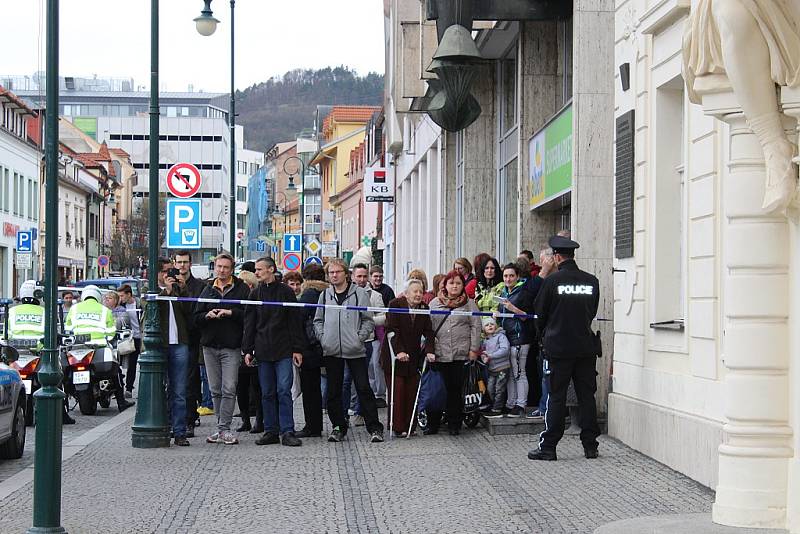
[{"x1": 0, "y1": 341, "x2": 27, "y2": 459}]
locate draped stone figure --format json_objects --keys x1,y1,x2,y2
[{"x1": 683, "y1": 0, "x2": 800, "y2": 212}]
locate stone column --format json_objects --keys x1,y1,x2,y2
[{"x1": 701, "y1": 89, "x2": 792, "y2": 529}]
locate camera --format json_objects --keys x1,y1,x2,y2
[{"x1": 167, "y1": 267, "x2": 180, "y2": 279}]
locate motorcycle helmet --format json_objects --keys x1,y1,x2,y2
[
  {"x1": 19, "y1": 280, "x2": 40, "y2": 303},
  {"x1": 81, "y1": 285, "x2": 102, "y2": 303}
]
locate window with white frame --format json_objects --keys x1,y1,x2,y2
[
  {"x1": 304, "y1": 192, "x2": 321, "y2": 234},
  {"x1": 652, "y1": 75, "x2": 687, "y2": 330}
]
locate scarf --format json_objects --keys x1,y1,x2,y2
[{"x1": 438, "y1": 288, "x2": 468, "y2": 309}]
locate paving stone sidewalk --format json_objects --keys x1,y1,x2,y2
[{"x1": 0, "y1": 404, "x2": 714, "y2": 534}]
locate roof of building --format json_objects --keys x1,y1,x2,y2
[
  {"x1": 109, "y1": 147, "x2": 130, "y2": 159},
  {"x1": 0, "y1": 85, "x2": 37, "y2": 116}
]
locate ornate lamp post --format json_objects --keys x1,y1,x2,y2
[
  {"x1": 28, "y1": 1, "x2": 67, "y2": 532},
  {"x1": 131, "y1": 0, "x2": 170, "y2": 450},
  {"x1": 283, "y1": 156, "x2": 305, "y2": 260},
  {"x1": 194, "y1": 0, "x2": 236, "y2": 259}
]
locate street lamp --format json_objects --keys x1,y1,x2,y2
[
  {"x1": 195, "y1": 0, "x2": 236, "y2": 261},
  {"x1": 29, "y1": 0, "x2": 67, "y2": 531},
  {"x1": 282, "y1": 156, "x2": 305, "y2": 260},
  {"x1": 193, "y1": 0, "x2": 219, "y2": 36},
  {"x1": 131, "y1": 0, "x2": 170, "y2": 450}
]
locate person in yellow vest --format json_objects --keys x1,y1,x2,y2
[
  {"x1": 8, "y1": 280, "x2": 75, "y2": 424},
  {"x1": 65, "y1": 285, "x2": 134, "y2": 412}
]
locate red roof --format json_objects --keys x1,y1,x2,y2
[
  {"x1": 323, "y1": 105, "x2": 382, "y2": 138},
  {"x1": 0, "y1": 85, "x2": 37, "y2": 116},
  {"x1": 109, "y1": 147, "x2": 130, "y2": 159}
]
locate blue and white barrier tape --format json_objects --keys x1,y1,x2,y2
[{"x1": 143, "y1": 294, "x2": 536, "y2": 320}]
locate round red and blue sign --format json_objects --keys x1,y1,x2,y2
[{"x1": 283, "y1": 253, "x2": 301, "y2": 271}]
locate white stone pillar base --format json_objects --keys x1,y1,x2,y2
[{"x1": 700, "y1": 89, "x2": 792, "y2": 530}]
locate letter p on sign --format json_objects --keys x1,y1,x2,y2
[{"x1": 166, "y1": 199, "x2": 202, "y2": 249}]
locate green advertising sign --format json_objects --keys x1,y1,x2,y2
[
  {"x1": 73, "y1": 117, "x2": 98, "y2": 140},
  {"x1": 529, "y1": 103, "x2": 573, "y2": 209}
]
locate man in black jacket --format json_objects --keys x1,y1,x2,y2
[
  {"x1": 174, "y1": 250, "x2": 207, "y2": 437},
  {"x1": 528, "y1": 235, "x2": 601, "y2": 462},
  {"x1": 242, "y1": 257, "x2": 305, "y2": 447},
  {"x1": 194, "y1": 253, "x2": 249, "y2": 445}
]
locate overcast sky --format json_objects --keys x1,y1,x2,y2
[{"x1": 2, "y1": 1, "x2": 386, "y2": 93}]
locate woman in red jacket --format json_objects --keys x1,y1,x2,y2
[{"x1": 380, "y1": 279, "x2": 436, "y2": 437}]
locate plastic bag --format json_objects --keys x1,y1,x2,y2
[
  {"x1": 462, "y1": 361, "x2": 486, "y2": 413},
  {"x1": 418, "y1": 368, "x2": 447, "y2": 415}
]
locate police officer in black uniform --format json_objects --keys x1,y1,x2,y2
[{"x1": 528, "y1": 235, "x2": 601, "y2": 461}]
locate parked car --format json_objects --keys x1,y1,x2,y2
[
  {"x1": 0, "y1": 341, "x2": 27, "y2": 459},
  {"x1": 73, "y1": 277, "x2": 145, "y2": 297}
]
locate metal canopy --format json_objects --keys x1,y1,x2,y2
[{"x1": 426, "y1": 0, "x2": 572, "y2": 23}]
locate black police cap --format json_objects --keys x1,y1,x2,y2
[{"x1": 549, "y1": 235, "x2": 580, "y2": 255}]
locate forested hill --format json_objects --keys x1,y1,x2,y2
[{"x1": 236, "y1": 67, "x2": 384, "y2": 152}]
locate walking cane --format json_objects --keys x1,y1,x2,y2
[
  {"x1": 386, "y1": 332, "x2": 397, "y2": 439},
  {"x1": 407, "y1": 358, "x2": 428, "y2": 439}
]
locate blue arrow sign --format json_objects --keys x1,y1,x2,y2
[
  {"x1": 284, "y1": 233, "x2": 301, "y2": 253},
  {"x1": 16, "y1": 230, "x2": 32, "y2": 252},
  {"x1": 166, "y1": 199, "x2": 202, "y2": 249}
]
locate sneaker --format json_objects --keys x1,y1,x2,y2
[
  {"x1": 527, "y1": 448, "x2": 557, "y2": 461},
  {"x1": 255, "y1": 432, "x2": 280, "y2": 446},
  {"x1": 507, "y1": 406, "x2": 524, "y2": 418},
  {"x1": 584, "y1": 447, "x2": 599, "y2": 459},
  {"x1": 197, "y1": 406, "x2": 214, "y2": 416},
  {"x1": 174, "y1": 436, "x2": 191, "y2": 447},
  {"x1": 369, "y1": 430, "x2": 384, "y2": 443},
  {"x1": 124, "y1": 390, "x2": 133, "y2": 399},
  {"x1": 375, "y1": 398, "x2": 387, "y2": 409},
  {"x1": 484, "y1": 410, "x2": 504, "y2": 418},
  {"x1": 206, "y1": 431, "x2": 221, "y2": 444},
  {"x1": 281, "y1": 432, "x2": 302, "y2": 447},
  {"x1": 328, "y1": 426, "x2": 346, "y2": 443},
  {"x1": 221, "y1": 431, "x2": 239, "y2": 445},
  {"x1": 353, "y1": 415, "x2": 365, "y2": 427},
  {"x1": 526, "y1": 409, "x2": 544, "y2": 419}
]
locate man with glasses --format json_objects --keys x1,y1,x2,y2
[
  {"x1": 173, "y1": 250, "x2": 207, "y2": 437},
  {"x1": 315, "y1": 259, "x2": 383, "y2": 443}
]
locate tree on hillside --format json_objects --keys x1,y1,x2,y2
[{"x1": 236, "y1": 66, "x2": 384, "y2": 151}]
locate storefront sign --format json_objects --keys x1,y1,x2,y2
[
  {"x1": 529, "y1": 103, "x2": 573, "y2": 209},
  {"x1": 364, "y1": 166, "x2": 394, "y2": 202}
]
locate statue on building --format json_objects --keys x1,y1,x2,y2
[{"x1": 683, "y1": 0, "x2": 800, "y2": 212}]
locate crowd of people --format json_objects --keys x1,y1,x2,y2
[{"x1": 132, "y1": 233, "x2": 600, "y2": 461}]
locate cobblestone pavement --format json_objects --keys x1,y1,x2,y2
[
  {"x1": 0, "y1": 396, "x2": 130, "y2": 485},
  {"x1": 0, "y1": 402, "x2": 714, "y2": 533}
]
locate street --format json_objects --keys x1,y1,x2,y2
[{"x1": 0, "y1": 402, "x2": 714, "y2": 534}]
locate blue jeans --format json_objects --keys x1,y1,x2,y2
[
  {"x1": 258, "y1": 358, "x2": 295, "y2": 435},
  {"x1": 167, "y1": 344, "x2": 190, "y2": 438},
  {"x1": 342, "y1": 364, "x2": 361, "y2": 416},
  {"x1": 199, "y1": 365, "x2": 213, "y2": 409}
]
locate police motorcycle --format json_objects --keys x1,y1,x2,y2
[
  {"x1": 64, "y1": 286, "x2": 132, "y2": 415},
  {"x1": 0, "y1": 299, "x2": 28, "y2": 459}
]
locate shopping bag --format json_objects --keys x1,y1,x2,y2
[
  {"x1": 462, "y1": 361, "x2": 485, "y2": 413},
  {"x1": 417, "y1": 368, "x2": 446, "y2": 415}
]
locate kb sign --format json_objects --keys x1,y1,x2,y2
[{"x1": 364, "y1": 166, "x2": 393, "y2": 203}]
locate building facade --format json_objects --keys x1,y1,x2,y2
[
  {"x1": 0, "y1": 87, "x2": 40, "y2": 297},
  {"x1": 611, "y1": 1, "x2": 800, "y2": 531},
  {"x1": 383, "y1": 0, "x2": 614, "y2": 408}
]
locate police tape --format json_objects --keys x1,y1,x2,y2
[{"x1": 143, "y1": 294, "x2": 536, "y2": 319}]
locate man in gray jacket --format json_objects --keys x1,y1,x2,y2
[{"x1": 314, "y1": 259, "x2": 384, "y2": 443}]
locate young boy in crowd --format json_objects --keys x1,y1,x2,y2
[{"x1": 480, "y1": 317, "x2": 510, "y2": 418}]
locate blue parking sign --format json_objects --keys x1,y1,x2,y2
[
  {"x1": 166, "y1": 199, "x2": 202, "y2": 249},
  {"x1": 16, "y1": 231, "x2": 33, "y2": 252}
]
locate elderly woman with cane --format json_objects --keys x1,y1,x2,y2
[{"x1": 380, "y1": 279, "x2": 436, "y2": 437}]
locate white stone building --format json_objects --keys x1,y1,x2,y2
[
  {"x1": 612, "y1": 1, "x2": 800, "y2": 531},
  {"x1": 0, "y1": 87, "x2": 40, "y2": 297}
]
